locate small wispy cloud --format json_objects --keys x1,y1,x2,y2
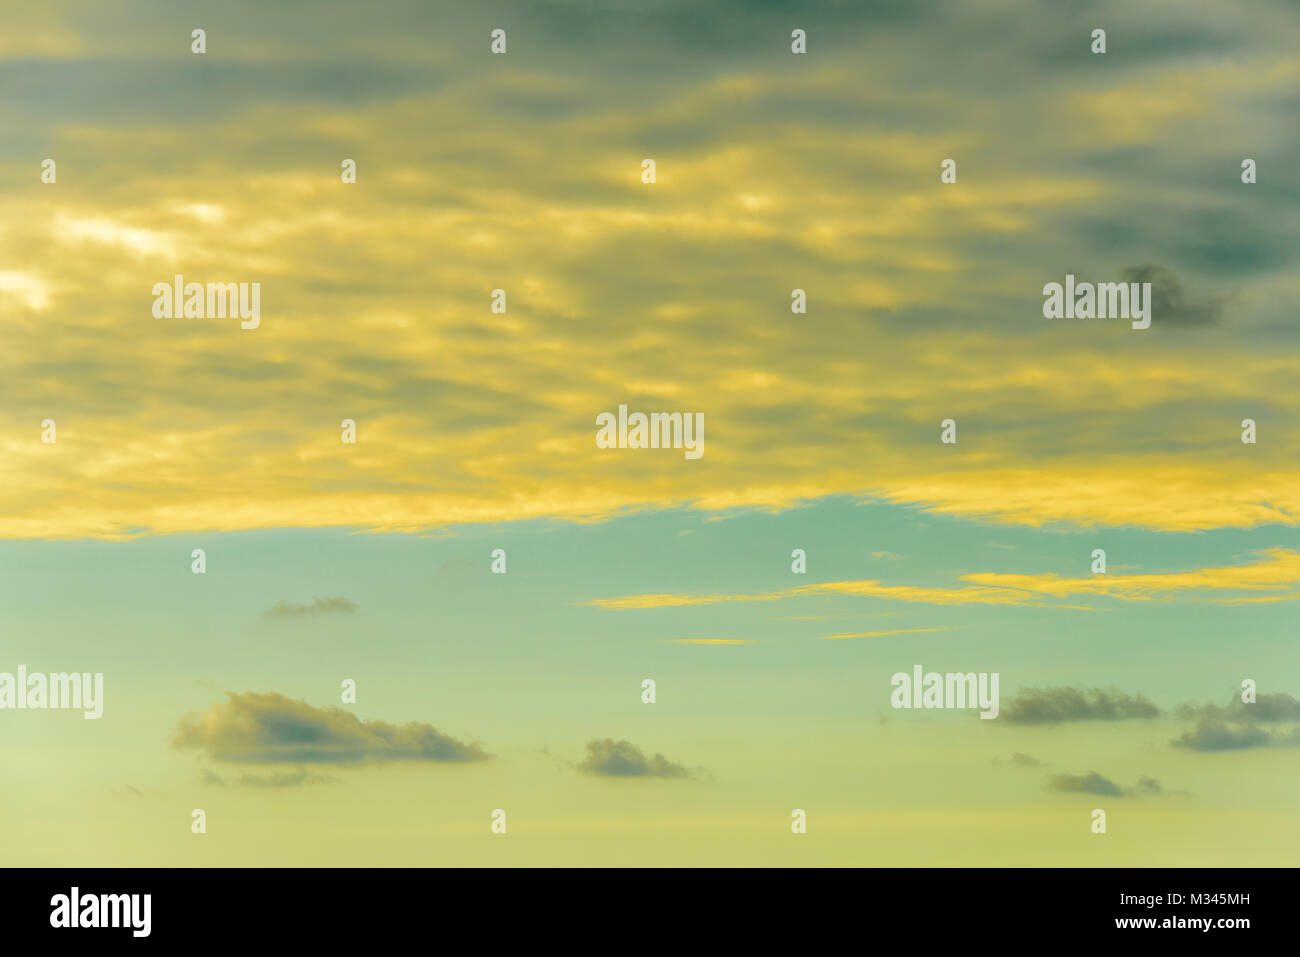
[
  {"x1": 262, "y1": 597, "x2": 358, "y2": 620},
  {"x1": 666, "y1": 638, "x2": 751, "y2": 645},
  {"x1": 587, "y1": 550, "x2": 1300, "y2": 613},
  {"x1": 992, "y1": 752, "x2": 1043, "y2": 768},
  {"x1": 201, "y1": 767, "x2": 340, "y2": 788},
  {"x1": 819, "y1": 627, "x2": 950, "y2": 640},
  {"x1": 239, "y1": 769, "x2": 340, "y2": 788}
]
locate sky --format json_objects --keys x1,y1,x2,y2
[{"x1": 1, "y1": 0, "x2": 1298, "y2": 866}]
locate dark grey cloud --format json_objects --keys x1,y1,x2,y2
[
  {"x1": 575, "y1": 738, "x2": 696, "y2": 779},
  {"x1": 262, "y1": 597, "x2": 357, "y2": 620},
  {"x1": 1000, "y1": 687, "x2": 1160, "y2": 724},
  {"x1": 1173, "y1": 722, "x2": 1276, "y2": 751},
  {"x1": 1278, "y1": 726, "x2": 1300, "y2": 747},
  {"x1": 1047, "y1": 771, "x2": 1181, "y2": 798},
  {"x1": 1172, "y1": 693, "x2": 1300, "y2": 751},
  {"x1": 175, "y1": 692, "x2": 490, "y2": 765},
  {"x1": 1248, "y1": 694, "x2": 1300, "y2": 722},
  {"x1": 1176, "y1": 692, "x2": 1300, "y2": 724},
  {"x1": 1120, "y1": 264, "x2": 1225, "y2": 326}
]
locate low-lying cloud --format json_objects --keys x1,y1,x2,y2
[
  {"x1": 1172, "y1": 693, "x2": 1300, "y2": 751},
  {"x1": 1172, "y1": 721, "x2": 1300, "y2": 751},
  {"x1": 575, "y1": 738, "x2": 697, "y2": 779},
  {"x1": 201, "y1": 767, "x2": 340, "y2": 787},
  {"x1": 1047, "y1": 771, "x2": 1182, "y2": 798},
  {"x1": 1176, "y1": 692, "x2": 1300, "y2": 725},
  {"x1": 1000, "y1": 686, "x2": 1160, "y2": 724},
  {"x1": 175, "y1": 692, "x2": 489, "y2": 765},
  {"x1": 1047, "y1": 771, "x2": 1125, "y2": 797}
]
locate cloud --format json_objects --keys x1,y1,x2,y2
[
  {"x1": 820, "y1": 627, "x2": 949, "y2": 639},
  {"x1": 992, "y1": 751, "x2": 1043, "y2": 768},
  {"x1": 1172, "y1": 722, "x2": 1281, "y2": 752},
  {"x1": 585, "y1": 579, "x2": 1075, "y2": 611},
  {"x1": 2, "y1": 3, "x2": 1298, "y2": 541},
  {"x1": 174, "y1": 692, "x2": 490, "y2": 765},
  {"x1": 1120, "y1": 264, "x2": 1225, "y2": 327},
  {"x1": 201, "y1": 766, "x2": 340, "y2": 787},
  {"x1": 1000, "y1": 687, "x2": 1160, "y2": 724},
  {"x1": 1243, "y1": 693, "x2": 1300, "y2": 722},
  {"x1": 1131, "y1": 775, "x2": 1163, "y2": 796},
  {"x1": 575, "y1": 738, "x2": 696, "y2": 779},
  {"x1": 1176, "y1": 692, "x2": 1300, "y2": 724},
  {"x1": 0, "y1": 271, "x2": 51, "y2": 310},
  {"x1": 1171, "y1": 693, "x2": 1300, "y2": 751},
  {"x1": 585, "y1": 550, "x2": 1300, "y2": 612},
  {"x1": 960, "y1": 549, "x2": 1300, "y2": 603},
  {"x1": 238, "y1": 769, "x2": 340, "y2": 787},
  {"x1": 667, "y1": 638, "x2": 751, "y2": 644},
  {"x1": 262, "y1": 597, "x2": 358, "y2": 620},
  {"x1": 1047, "y1": 771, "x2": 1180, "y2": 798},
  {"x1": 1047, "y1": 771, "x2": 1124, "y2": 797}
]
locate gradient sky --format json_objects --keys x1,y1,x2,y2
[{"x1": 1, "y1": 0, "x2": 1298, "y2": 866}]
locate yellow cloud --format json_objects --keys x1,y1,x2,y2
[
  {"x1": 961, "y1": 548, "x2": 1300, "y2": 601},
  {"x1": 666, "y1": 639, "x2": 752, "y2": 645},
  {"x1": 3, "y1": 40, "x2": 1298, "y2": 540},
  {"x1": 819, "y1": 628, "x2": 951, "y2": 639},
  {"x1": 585, "y1": 581, "x2": 1072, "y2": 611},
  {"x1": 585, "y1": 550, "x2": 1300, "y2": 612},
  {"x1": 0, "y1": 271, "x2": 51, "y2": 311}
]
